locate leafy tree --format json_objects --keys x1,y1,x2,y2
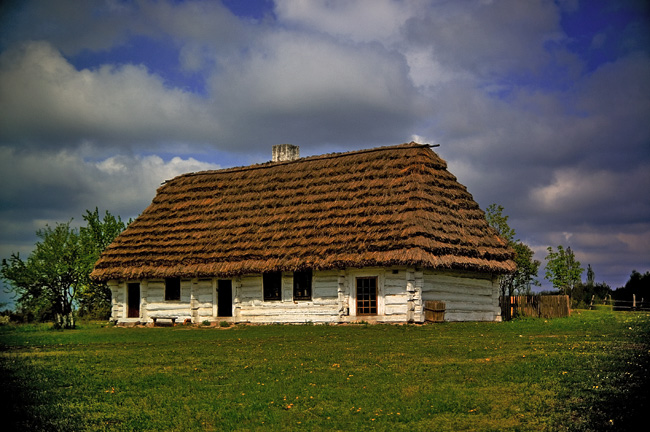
[
  {"x1": 544, "y1": 245, "x2": 584, "y2": 298},
  {"x1": 485, "y1": 204, "x2": 540, "y2": 296},
  {"x1": 1, "y1": 209, "x2": 127, "y2": 327},
  {"x1": 572, "y1": 281, "x2": 612, "y2": 308},
  {"x1": 485, "y1": 204, "x2": 516, "y2": 243},
  {"x1": 508, "y1": 241, "x2": 541, "y2": 295},
  {"x1": 570, "y1": 265, "x2": 612, "y2": 308},
  {"x1": 1, "y1": 222, "x2": 82, "y2": 328},
  {"x1": 78, "y1": 208, "x2": 127, "y2": 318}
]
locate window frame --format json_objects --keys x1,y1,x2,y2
[
  {"x1": 263, "y1": 271, "x2": 282, "y2": 301},
  {"x1": 164, "y1": 277, "x2": 181, "y2": 301},
  {"x1": 293, "y1": 269, "x2": 312, "y2": 301},
  {"x1": 356, "y1": 276, "x2": 378, "y2": 316}
]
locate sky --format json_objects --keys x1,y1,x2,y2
[{"x1": 1, "y1": 0, "x2": 649, "y2": 308}]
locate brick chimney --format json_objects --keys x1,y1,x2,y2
[{"x1": 272, "y1": 144, "x2": 300, "y2": 162}]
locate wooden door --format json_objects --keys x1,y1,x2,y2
[
  {"x1": 356, "y1": 277, "x2": 377, "y2": 315},
  {"x1": 217, "y1": 280, "x2": 233, "y2": 317},
  {"x1": 127, "y1": 283, "x2": 140, "y2": 318}
]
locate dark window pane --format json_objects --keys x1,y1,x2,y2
[
  {"x1": 293, "y1": 270, "x2": 312, "y2": 300},
  {"x1": 263, "y1": 271, "x2": 282, "y2": 301},
  {"x1": 165, "y1": 277, "x2": 181, "y2": 301}
]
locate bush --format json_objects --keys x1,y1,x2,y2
[
  {"x1": 219, "y1": 321, "x2": 230, "y2": 328},
  {"x1": 77, "y1": 304, "x2": 111, "y2": 321}
]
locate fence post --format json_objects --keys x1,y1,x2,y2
[{"x1": 632, "y1": 294, "x2": 636, "y2": 311}]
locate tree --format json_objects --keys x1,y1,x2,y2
[
  {"x1": 485, "y1": 204, "x2": 516, "y2": 243},
  {"x1": 0, "y1": 209, "x2": 127, "y2": 327},
  {"x1": 485, "y1": 204, "x2": 540, "y2": 296},
  {"x1": 544, "y1": 245, "x2": 584, "y2": 298},
  {"x1": 586, "y1": 264, "x2": 595, "y2": 286},
  {"x1": 78, "y1": 208, "x2": 127, "y2": 318},
  {"x1": 508, "y1": 241, "x2": 541, "y2": 295},
  {"x1": 1, "y1": 222, "x2": 82, "y2": 328},
  {"x1": 571, "y1": 264, "x2": 612, "y2": 308},
  {"x1": 572, "y1": 281, "x2": 612, "y2": 308},
  {"x1": 613, "y1": 270, "x2": 650, "y2": 302}
]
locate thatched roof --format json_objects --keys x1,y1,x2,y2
[{"x1": 91, "y1": 143, "x2": 515, "y2": 281}]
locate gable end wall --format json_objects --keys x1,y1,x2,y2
[{"x1": 422, "y1": 270, "x2": 500, "y2": 321}]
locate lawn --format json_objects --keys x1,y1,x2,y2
[{"x1": 1, "y1": 310, "x2": 648, "y2": 431}]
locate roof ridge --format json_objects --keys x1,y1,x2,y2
[{"x1": 165, "y1": 142, "x2": 439, "y2": 183}]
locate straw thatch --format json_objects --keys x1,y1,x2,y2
[{"x1": 91, "y1": 143, "x2": 515, "y2": 281}]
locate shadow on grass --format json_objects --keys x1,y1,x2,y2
[
  {"x1": 1, "y1": 352, "x2": 84, "y2": 431},
  {"x1": 574, "y1": 359, "x2": 649, "y2": 430},
  {"x1": 568, "y1": 316, "x2": 650, "y2": 431}
]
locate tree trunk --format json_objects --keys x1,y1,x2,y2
[
  {"x1": 54, "y1": 297, "x2": 76, "y2": 329},
  {"x1": 55, "y1": 312, "x2": 75, "y2": 329}
]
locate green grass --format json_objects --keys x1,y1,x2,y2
[{"x1": 1, "y1": 310, "x2": 649, "y2": 431}]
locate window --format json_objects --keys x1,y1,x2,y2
[
  {"x1": 263, "y1": 271, "x2": 282, "y2": 301},
  {"x1": 293, "y1": 270, "x2": 312, "y2": 301},
  {"x1": 356, "y1": 277, "x2": 377, "y2": 315},
  {"x1": 165, "y1": 277, "x2": 181, "y2": 301}
]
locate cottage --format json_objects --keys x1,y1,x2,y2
[{"x1": 91, "y1": 142, "x2": 515, "y2": 325}]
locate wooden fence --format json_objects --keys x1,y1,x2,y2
[
  {"x1": 500, "y1": 295, "x2": 570, "y2": 321},
  {"x1": 595, "y1": 295, "x2": 650, "y2": 312}
]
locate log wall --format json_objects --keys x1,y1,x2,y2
[
  {"x1": 422, "y1": 271, "x2": 499, "y2": 321},
  {"x1": 236, "y1": 270, "x2": 341, "y2": 323},
  {"x1": 108, "y1": 267, "x2": 499, "y2": 324},
  {"x1": 108, "y1": 280, "x2": 123, "y2": 320}
]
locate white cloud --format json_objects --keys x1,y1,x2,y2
[
  {"x1": 402, "y1": 0, "x2": 563, "y2": 79},
  {"x1": 91, "y1": 154, "x2": 221, "y2": 213},
  {"x1": 207, "y1": 29, "x2": 424, "y2": 146},
  {"x1": 213, "y1": 31, "x2": 412, "y2": 107},
  {"x1": 0, "y1": 41, "x2": 218, "y2": 147},
  {"x1": 274, "y1": 0, "x2": 414, "y2": 43},
  {"x1": 531, "y1": 165, "x2": 650, "y2": 218},
  {"x1": 0, "y1": 146, "x2": 220, "y2": 226},
  {"x1": 403, "y1": 47, "x2": 464, "y2": 89}
]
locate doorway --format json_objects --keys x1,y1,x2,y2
[
  {"x1": 127, "y1": 283, "x2": 140, "y2": 318},
  {"x1": 217, "y1": 280, "x2": 233, "y2": 317}
]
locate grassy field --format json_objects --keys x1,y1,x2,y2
[{"x1": 1, "y1": 310, "x2": 648, "y2": 432}]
